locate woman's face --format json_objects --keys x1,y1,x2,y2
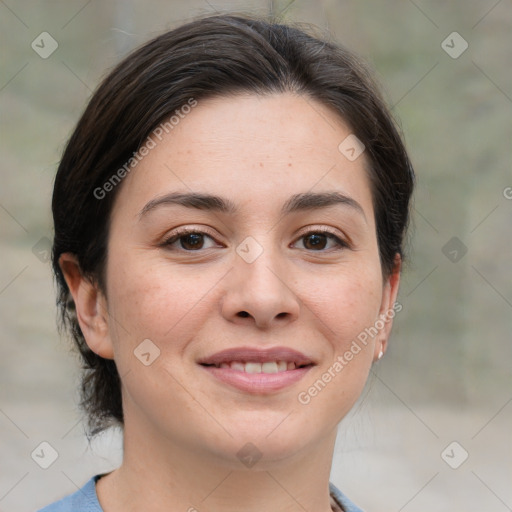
[{"x1": 81, "y1": 93, "x2": 400, "y2": 466}]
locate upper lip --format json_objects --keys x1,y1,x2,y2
[{"x1": 198, "y1": 346, "x2": 316, "y2": 367}]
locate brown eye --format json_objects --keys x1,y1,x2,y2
[
  {"x1": 178, "y1": 233, "x2": 205, "y2": 250},
  {"x1": 294, "y1": 230, "x2": 348, "y2": 251},
  {"x1": 162, "y1": 230, "x2": 218, "y2": 251}
]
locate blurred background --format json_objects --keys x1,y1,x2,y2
[{"x1": 1, "y1": 1, "x2": 511, "y2": 511}]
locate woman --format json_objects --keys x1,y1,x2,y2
[{"x1": 39, "y1": 13, "x2": 414, "y2": 512}]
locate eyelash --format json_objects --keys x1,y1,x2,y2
[{"x1": 160, "y1": 227, "x2": 350, "y2": 252}]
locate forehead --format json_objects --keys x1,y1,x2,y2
[{"x1": 112, "y1": 93, "x2": 374, "y2": 223}]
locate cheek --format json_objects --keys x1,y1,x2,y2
[
  {"x1": 307, "y1": 267, "x2": 383, "y2": 348},
  {"x1": 293, "y1": 272, "x2": 383, "y2": 430},
  {"x1": 105, "y1": 255, "x2": 211, "y2": 359}
]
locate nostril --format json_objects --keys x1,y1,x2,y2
[{"x1": 238, "y1": 311, "x2": 250, "y2": 317}]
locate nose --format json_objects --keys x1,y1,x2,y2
[{"x1": 220, "y1": 245, "x2": 300, "y2": 330}]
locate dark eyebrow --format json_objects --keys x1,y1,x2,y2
[
  {"x1": 139, "y1": 192, "x2": 237, "y2": 218},
  {"x1": 138, "y1": 191, "x2": 366, "y2": 221},
  {"x1": 282, "y1": 191, "x2": 366, "y2": 221}
]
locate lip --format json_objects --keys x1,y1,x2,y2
[
  {"x1": 198, "y1": 346, "x2": 316, "y2": 394},
  {"x1": 198, "y1": 346, "x2": 315, "y2": 367}
]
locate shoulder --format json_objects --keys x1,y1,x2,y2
[
  {"x1": 329, "y1": 481, "x2": 366, "y2": 512},
  {"x1": 36, "y1": 475, "x2": 103, "y2": 512}
]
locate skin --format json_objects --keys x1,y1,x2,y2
[{"x1": 60, "y1": 92, "x2": 401, "y2": 512}]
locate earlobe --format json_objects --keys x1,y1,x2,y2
[
  {"x1": 59, "y1": 253, "x2": 114, "y2": 360},
  {"x1": 374, "y1": 253, "x2": 402, "y2": 361}
]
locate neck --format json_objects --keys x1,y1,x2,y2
[{"x1": 96, "y1": 418, "x2": 339, "y2": 512}]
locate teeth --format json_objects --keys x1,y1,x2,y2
[
  {"x1": 216, "y1": 360, "x2": 299, "y2": 373},
  {"x1": 245, "y1": 362, "x2": 262, "y2": 374},
  {"x1": 261, "y1": 361, "x2": 278, "y2": 373},
  {"x1": 231, "y1": 361, "x2": 245, "y2": 372}
]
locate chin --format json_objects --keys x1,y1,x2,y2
[
  {"x1": 208, "y1": 435, "x2": 314, "y2": 472},
  {"x1": 202, "y1": 418, "x2": 319, "y2": 468}
]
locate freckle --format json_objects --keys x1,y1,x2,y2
[
  {"x1": 259, "y1": 162, "x2": 264, "y2": 167},
  {"x1": 288, "y1": 163, "x2": 292, "y2": 167}
]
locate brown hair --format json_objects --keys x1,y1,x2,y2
[{"x1": 52, "y1": 13, "x2": 415, "y2": 436}]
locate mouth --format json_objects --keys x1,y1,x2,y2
[
  {"x1": 201, "y1": 360, "x2": 311, "y2": 373},
  {"x1": 198, "y1": 347, "x2": 315, "y2": 393}
]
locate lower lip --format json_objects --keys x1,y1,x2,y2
[{"x1": 200, "y1": 365, "x2": 313, "y2": 393}]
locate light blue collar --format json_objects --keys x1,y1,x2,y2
[{"x1": 38, "y1": 475, "x2": 364, "y2": 512}]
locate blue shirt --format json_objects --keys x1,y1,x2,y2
[{"x1": 36, "y1": 474, "x2": 364, "y2": 512}]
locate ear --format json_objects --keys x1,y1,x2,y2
[
  {"x1": 59, "y1": 253, "x2": 114, "y2": 360},
  {"x1": 374, "y1": 253, "x2": 402, "y2": 361}
]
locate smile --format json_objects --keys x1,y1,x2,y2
[
  {"x1": 198, "y1": 346, "x2": 316, "y2": 393},
  {"x1": 203, "y1": 361, "x2": 309, "y2": 373}
]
